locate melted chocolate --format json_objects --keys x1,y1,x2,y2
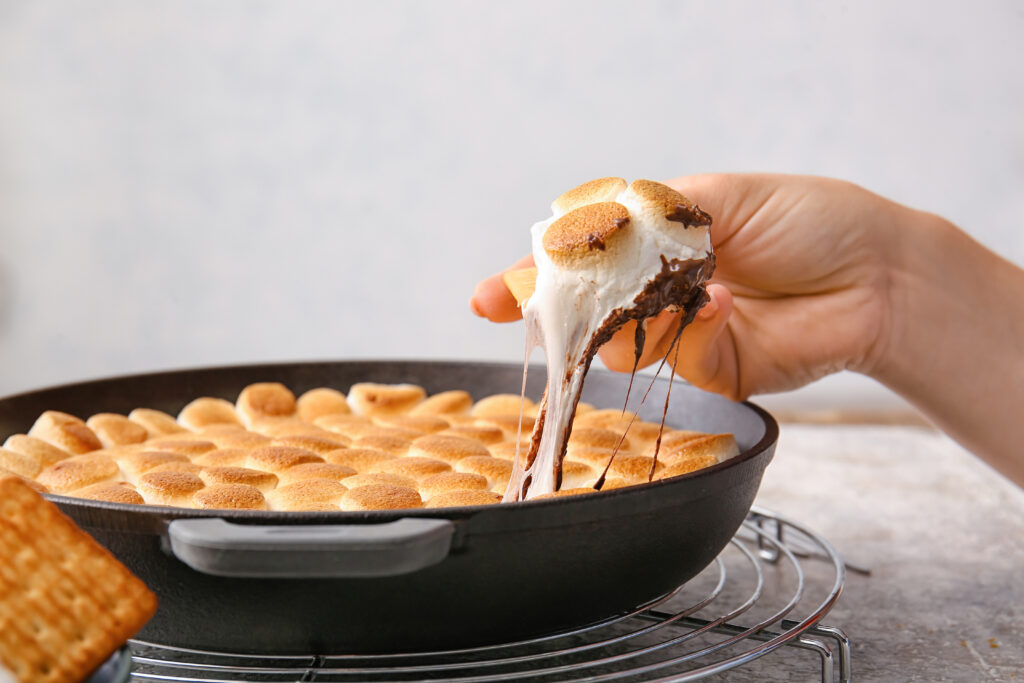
[
  {"x1": 518, "y1": 253, "x2": 716, "y2": 498},
  {"x1": 666, "y1": 204, "x2": 712, "y2": 228}
]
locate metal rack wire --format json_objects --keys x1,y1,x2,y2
[{"x1": 126, "y1": 507, "x2": 851, "y2": 682}]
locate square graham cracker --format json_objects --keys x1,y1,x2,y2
[{"x1": 0, "y1": 476, "x2": 157, "y2": 682}]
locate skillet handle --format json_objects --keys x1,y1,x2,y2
[{"x1": 167, "y1": 518, "x2": 455, "y2": 578}]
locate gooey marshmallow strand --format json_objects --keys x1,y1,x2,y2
[{"x1": 505, "y1": 185, "x2": 712, "y2": 500}]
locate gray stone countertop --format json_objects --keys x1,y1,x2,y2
[{"x1": 743, "y1": 423, "x2": 1024, "y2": 681}]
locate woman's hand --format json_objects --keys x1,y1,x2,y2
[{"x1": 472, "y1": 174, "x2": 899, "y2": 401}]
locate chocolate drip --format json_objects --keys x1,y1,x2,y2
[{"x1": 517, "y1": 253, "x2": 716, "y2": 499}]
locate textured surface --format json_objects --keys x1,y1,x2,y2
[{"x1": 736, "y1": 424, "x2": 1024, "y2": 681}]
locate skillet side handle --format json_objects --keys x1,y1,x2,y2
[{"x1": 167, "y1": 518, "x2": 455, "y2": 579}]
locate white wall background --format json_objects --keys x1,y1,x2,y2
[{"x1": 1, "y1": 1, "x2": 1021, "y2": 410}]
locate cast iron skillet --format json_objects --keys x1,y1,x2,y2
[{"x1": 0, "y1": 360, "x2": 778, "y2": 654}]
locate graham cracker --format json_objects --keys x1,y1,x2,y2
[{"x1": 0, "y1": 476, "x2": 156, "y2": 682}]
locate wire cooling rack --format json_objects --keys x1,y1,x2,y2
[{"x1": 126, "y1": 507, "x2": 851, "y2": 682}]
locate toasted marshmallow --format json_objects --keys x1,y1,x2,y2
[
  {"x1": 116, "y1": 451, "x2": 190, "y2": 482},
  {"x1": 655, "y1": 455, "x2": 719, "y2": 480},
  {"x1": 374, "y1": 415, "x2": 450, "y2": 434},
  {"x1": 313, "y1": 414, "x2": 376, "y2": 439},
  {"x1": 652, "y1": 433, "x2": 738, "y2": 465},
  {"x1": 351, "y1": 428, "x2": 416, "y2": 455},
  {"x1": 454, "y1": 456, "x2": 513, "y2": 493},
  {"x1": 560, "y1": 460, "x2": 597, "y2": 489},
  {"x1": 408, "y1": 390, "x2": 473, "y2": 416},
  {"x1": 340, "y1": 484, "x2": 421, "y2": 511},
  {"x1": 568, "y1": 427, "x2": 630, "y2": 452},
  {"x1": 137, "y1": 471, "x2": 205, "y2": 506},
  {"x1": 202, "y1": 429, "x2": 272, "y2": 450},
  {"x1": 438, "y1": 424, "x2": 504, "y2": 446},
  {"x1": 425, "y1": 490, "x2": 502, "y2": 508},
  {"x1": 551, "y1": 177, "x2": 628, "y2": 216},
  {"x1": 236, "y1": 382, "x2": 297, "y2": 427},
  {"x1": 28, "y1": 411, "x2": 102, "y2": 454},
  {"x1": 348, "y1": 383, "x2": 426, "y2": 417},
  {"x1": 641, "y1": 429, "x2": 706, "y2": 457},
  {"x1": 178, "y1": 397, "x2": 242, "y2": 430},
  {"x1": 604, "y1": 455, "x2": 663, "y2": 484},
  {"x1": 296, "y1": 387, "x2": 352, "y2": 422},
  {"x1": 275, "y1": 462, "x2": 356, "y2": 486},
  {"x1": 487, "y1": 441, "x2": 524, "y2": 461},
  {"x1": 469, "y1": 394, "x2": 538, "y2": 418},
  {"x1": 418, "y1": 471, "x2": 489, "y2": 501},
  {"x1": 0, "y1": 447, "x2": 42, "y2": 479},
  {"x1": 246, "y1": 446, "x2": 323, "y2": 474},
  {"x1": 473, "y1": 415, "x2": 536, "y2": 442},
  {"x1": 272, "y1": 434, "x2": 350, "y2": 453},
  {"x1": 199, "y1": 466, "x2": 279, "y2": 492},
  {"x1": 340, "y1": 472, "x2": 418, "y2": 491},
  {"x1": 36, "y1": 454, "x2": 119, "y2": 493},
  {"x1": 128, "y1": 408, "x2": 188, "y2": 437},
  {"x1": 370, "y1": 456, "x2": 450, "y2": 481},
  {"x1": 86, "y1": 413, "x2": 149, "y2": 448},
  {"x1": 193, "y1": 484, "x2": 268, "y2": 510},
  {"x1": 2, "y1": 435, "x2": 69, "y2": 468},
  {"x1": 144, "y1": 438, "x2": 216, "y2": 457},
  {"x1": 507, "y1": 178, "x2": 713, "y2": 500},
  {"x1": 408, "y1": 434, "x2": 490, "y2": 464},
  {"x1": 322, "y1": 447, "x2": 397, "y2": 473},
  {"x1": 193, "y1": 448, "x2": 250, "y2": 468},
  {"x1": 147, "y1": 462, "x2": 204, "y2": 477},
  {"x1": 268, "y1": 479, "x2": 347, "y2": 511},
  {"x1": 74, "y1": 482, "x2": 145, "y2": 505},
  {"x1": 563, "y1": 446, "x2": 616, "y2": 471}
]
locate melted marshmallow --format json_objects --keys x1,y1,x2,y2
[{"x1": 504, "y1": 181, "x2": 712, "y2": 501}]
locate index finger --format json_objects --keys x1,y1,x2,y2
[{"x1": 470, "y1": 254, "x2": 535, "y2": 322}]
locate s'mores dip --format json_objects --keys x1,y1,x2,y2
[
  {"x1": 6, "y1": 378, "x2": 738, "y2": 511},
  {"x1": 503, "y1": 178, "x2": 716, "y2": 501}
]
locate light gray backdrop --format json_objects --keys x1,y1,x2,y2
[{"x1": 1, "y1": 1, "x2": 1020, "y2": 412}]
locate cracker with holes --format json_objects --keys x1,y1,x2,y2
[{"x1": 0, "y1": 476, "x2": 157, "y2": 683}]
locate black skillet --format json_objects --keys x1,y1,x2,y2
[{"x1": 0, "y1": 360, "x2": 777, "y2": 654}]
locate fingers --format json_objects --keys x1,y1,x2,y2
[
  {"x1": 598, "y1": 284, "x2": 740, "y2": 400},
  {"x1": 470, "y1": 254, "x2": 535, "y2": 323},
  {"x1": 670, "y1": 284, "x2": 740, "y2": 399}
]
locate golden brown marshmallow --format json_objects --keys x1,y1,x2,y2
[
  {"x1": 199, "y1": 466, "x2": 279, "y2": 492},
  {"x1": 128, "y1": 407, "x2": 188, "y2": 437},
  {"x1": 425, "y1": 490, "x2": 502, "y2": 508},
  {"x1": 136, "y1": 471, "x2": 205, "y2": 507},
  {"x1": 408, "y1": 390, "x2": 473, "y2": 416},
  {"x1": 551, "y1": 177, "x2": 627, "y2": 215},
  {"x1": 178, "y1": 397, "x2": 242, "y2": 430},
  {"x1": 28, "y1": 411, "x2": 102, "y2": 454},
  {"x1": 340, "y1": 484, "x2": 421, "y2": 511},
  {"x1": 245, "y1": 446, "x2": 323, "y2": 474},
  {"x1": 409, "y1": 434, "x2": 491, "y2": 464},
  {"x1": 275, "y1": 462, "x2": 357, "y2": 486},
  {"x1": 74, "y1": 482, "x2": 145, "y2": 505},
  {"x1": 2, "y1": 434, "x2": 70, "y2": 468},
  {"x1": 86, "y1": 413, "x2": 149, "y2": 448},
  {"x1": 370, "y1": 456, "x2": 451, "y2": 481},
  {"x1": 322, "y1": 447, "x2": 397, "y2": 473},
  {"x1": 193, "y1": 484, "x2": 268, "y2": 510},
  {"x1": 236, "y1": 382, "x2": 297, "y2": 426},
  {"x1": 36, "y1": 454, "x2": 119, "y2": 493},
  {"x1": 347, "y1": 383, "x2": 426, "y2": 417},
  {"x1": 542, "y1": 202, "x2": 631, "y2": 267},
  {"x1": 268, "y1": 480, "x2": 348, "y2": 511},
  {"x1": 295, "y1": 387, "x2": 352, "y2": 422}
]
